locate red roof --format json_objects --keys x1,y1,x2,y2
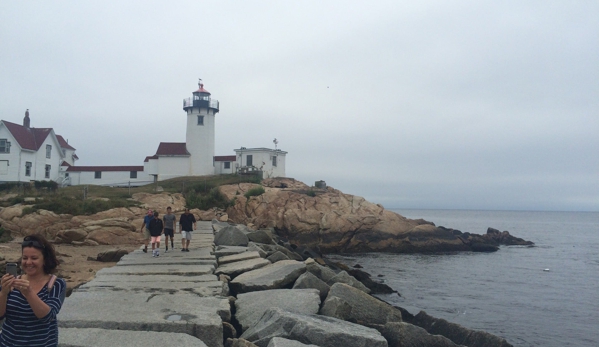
[
  {"x1": 194, "y1": 84, "x2": 211, "y2": 95},
  {"x1": 2, "y1": 120, "x2": 53, "y2": 151},
  {"x1": 66, "y1": 166, "x2": 144, "y2": 172},
  {"x1": 155, "y1": 142, "x2": 189, "y2": 156},
  {"x1": 214, "y1": 155, "x2": 236, "y2": 162},
  {"x1": 144, "y1": 155, "x2": 158, "y2": 162},
  {"x1": 56, "y1": 135, "x2": 76, "y2": 150},
  {"x1": 60, "y1": 161, "x2": 71, "y2": 167}
]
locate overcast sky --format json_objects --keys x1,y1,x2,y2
[{"x1": 1, "y1": 1, "x2": 597, "y2": 211}]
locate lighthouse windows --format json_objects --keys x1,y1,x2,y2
[{"x1": 197, "y1": 115, "x2": 204, "y2": 125}]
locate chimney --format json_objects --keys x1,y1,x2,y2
[{"x1": 24, "y1": 109, "x2": 30, "y2": 128}]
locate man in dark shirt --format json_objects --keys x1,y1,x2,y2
[
  {"x1": 149, "y1": 211, "x2": 164, "y2": 257},
  {"x1": 179, "y1": 208, "x2": 196, "y2": 252}
]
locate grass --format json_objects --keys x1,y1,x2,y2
[
  {"x1": 0, "y1": 174, "x2": 262, "y2": 216},
  {"x1": 244, "y1": 185, "x2": 265, "y2": 199}
]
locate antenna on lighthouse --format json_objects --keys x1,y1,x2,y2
[
  {"x1": 198, "y1": 78, "x2": 203, "y2": 87},
  {"x1": 273, "y1": 138, "x2": 278, "y2": 150}
]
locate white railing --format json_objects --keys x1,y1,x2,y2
[{"x1": 183, "y1": 98, "x2": 219, "y2": 110}]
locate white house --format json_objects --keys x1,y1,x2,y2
[
  {"x1": 2, "y1": 81, "x2": 288, "y2": 186},
  {"x1": 0, "y1": 111, "x2": 75, "y2": 183}
]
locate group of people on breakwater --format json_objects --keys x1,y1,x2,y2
[{"x1": 139, "y1": 207, "x2": 198, "y2": 256}]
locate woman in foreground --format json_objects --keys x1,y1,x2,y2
[{"x1": 0, "y1": 234, "x2": 66, "y2": 347}]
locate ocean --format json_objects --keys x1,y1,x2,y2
[{"x1": 324, "y1": 209, "x2": 599, "y2": 347}]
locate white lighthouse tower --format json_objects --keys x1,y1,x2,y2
[{"x1": 183, "y1": 79, "x2": 220, "y2": 175}]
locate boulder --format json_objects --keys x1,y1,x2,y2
[
  {"x1": 230, "y1": 260, "x2": 306, "y2": 294},
  {"x1": 267, "y1": 337, "x2": 320, "y2": 347},
  {"x1": 55, "y1": 229, "x2": 88, "y2": 243},
  {"x1": 215, "y1": 226, "x2": 250, "y2": 247},
  {"x1": 218, "y1": 251, "x2": 262, "y2": 265},
  {"x1": 213, "y1": 219, "x2": 231, "y2": 232},
  {"x1": 267, "y1": 251, "x2": 290, "y2": 263},
  {"x1": 327, "y1": 271, "x2": 370, "y2": 294},
  {"x1": 413, "y1": 311, "x2": 513, "y2": 347},
  {"x1": 247, "y1": 230, "x2": 275, "y2": 244},
  {"x1": 235, "y1": 289, "x2": 320, "y2": 332},
  {"x1": 86, "y1": 227, "x2": 141, "y2": 245},
  {"x1": 305, "y1": 261, "x2": 337, "y2": 283},
  {"x1": 96, "y1": 249, "x2": 129, "y2": 262},
  {"x1": 292, "y1": 272, "x2": 330, "y2": 300},
  {"x1": 248, "y1": 242, "x2": 268, "y2": 258},
  {"x1": 380, "y1": 322, "x2": 463, "y2": 347},
  {"x1": 215, "y1": 246, "x2": 250, "y2": 258},
  {"x1": 240, "y1": 307, "x2": 388, "y2": 347},
  {"x1": 320, "y1": 283, "x2": 401, "y2": 325},
  {"x1": 215, "y1": 258, "x2": 271, "y2": 278},
  {"x1": 226, "y1": 338, "x2": 260, "y2": 347}
]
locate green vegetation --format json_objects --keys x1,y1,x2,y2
[
  {"x1": 306, "y1": 190, "x2": 316, "y2": 197},
  {"x1": 244, "y1": 185, "x2": 265, "y2": 199},
  {"x1": 0, "y1": 174, "x2": 262, "y2": 216},
  {"x1": 0, "y1": 227, "x2": 11, "y2": 243}
]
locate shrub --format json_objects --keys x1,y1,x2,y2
[
  {"x1": 306, "y1": 190, "x2": 316, "y2": 197},
  {"x1": 185, "y1": 187, "x2": 233, "y2": 210},
  {"x1": 21, "y1": 207, "x2": 37, "y2": 216},
  {"x1": 244, "y1": 186, "x2": 265, "y2": 199}
]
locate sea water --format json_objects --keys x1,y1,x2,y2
[{"x1": 324, "y1": 210, "x2": 599, "y2": 347}]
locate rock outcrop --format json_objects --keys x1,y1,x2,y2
[{"x1": 220, "y1": 178, "x2": 533, "y2": 253}]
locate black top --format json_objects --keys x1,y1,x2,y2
[
  {"x1": 149, "y1": 218, "x2": 164, "y2": 237},
  {"x1": 179, "y1": 213, "x2": 196, "y2": 231}
]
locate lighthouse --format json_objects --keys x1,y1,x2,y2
[{"x1": 183, "y1": 79, "x2": 220, "y2": 175}]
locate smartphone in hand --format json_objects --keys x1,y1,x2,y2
[{"x1": 5, "y1": 263, "x2": 18, "y2": 277}]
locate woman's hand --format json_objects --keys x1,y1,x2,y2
[
  {"x1": 1, "y1": 274, "x2": 16, "y2": 295},
  {"x1": 11, "y1": 278, "x2": 31, "y2": 297}
]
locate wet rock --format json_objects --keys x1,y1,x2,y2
[
  {"x1": 320, "y1": 283, "x2": 401, "y2": 325},
  {"x1": 215, "y1": 226, "x2": 250, "y2": 247},
  {"x1": 380, "y1": 322, "x2": 463, "y2": 347},
  {"x1": 235, "y1": 289, "x2": 320, "y2": 332},
  {"x1": 240, "y1": 307, "x2": 388, "y2": 347},
  {"x1": 413, "y1": 311, "x2": 513, "y2": 347}
]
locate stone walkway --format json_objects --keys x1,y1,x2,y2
[{"x1": 58, "y1": 221, "x2": 228, "y2": 347}]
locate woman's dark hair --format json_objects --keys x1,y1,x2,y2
[{"x1": 21, "y1": 234, "x2": 59, "y2": 274}]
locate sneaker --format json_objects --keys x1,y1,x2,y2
[
  {"x1": 143, "y1": 247, "x2": 147, "y2": 253},
  {"x1": 185, "y1": 249, "x2": 190, "y2": 252},
  {"x1": 152, "y1": 253, "x2": 156, "y2": 257},
  {"x1": 165, "y1": 248, "x2": 168, "y2": 253},
  {"x1": 181, "y1": 248, "x2": 186, "y2": 252}
]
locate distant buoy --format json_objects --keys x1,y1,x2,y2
[{"x1": 543, "y1": 269, "x2": 550, "y2": 272}]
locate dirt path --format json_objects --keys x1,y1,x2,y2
[{"x1": 0, "y1": 240, "x2": 138, "y2": 294}]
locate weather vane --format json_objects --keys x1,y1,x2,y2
[
  {"x1": 198, "y1": 78, "x2": 202, "y2": 87},
  {"x1": 273, "y1": 138, "x2": 278, "y2": 150}
]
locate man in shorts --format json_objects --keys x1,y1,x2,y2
[
  {"x1": 139, "y1": 209, "x2": 153, "y2": 253},
  {"x1": 162, "y1": 206, "x2": 176, "y2": 252},
  {"x1": 179, "y1": 208, "x2": 196, "y2": 252}
]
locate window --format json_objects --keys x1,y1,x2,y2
[
  {"x1": 130, "y1": 171, "x2": 137, "y2": 179},
  {"x1": 45, "y1": 165, "x2": 51, "y2": 178},
  {"x1": 0, "y1": 161, "x2": 8, "y2": 175},
  {"x1": 46, "y1": 145, "x2": 52, "y2": 159},
  {"x1": 65, "y1": 173, "x2": 69, "y2": 178},
  {"x1": 197, "y1": 115, "x2": 204, "y2": 125},
  {"x1": 246, "y1": 155, "x2": 253, "y2": 167},
  {"x1": 224, "y1": 162, "x2": 231, "y2": 169},
  {"x1": 25, "y1": 162, "x2": 32, "y2": 176},
  {"x1": 272, "y1": 156, "x2": 277, "y2": 167},
  {"x1": 0, "y1": 139, "x2": 11, "y2": 153},
  {"x1": 95, "y1": 171, "x2": 102, "y2": 179}
]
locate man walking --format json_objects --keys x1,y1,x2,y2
[
  {"x1": 139, "y1": 209, "x2": 153, "y2": 253},
  {"x1": 179, "y1": 208, "x2": 196, "y2": 252},
  {"x1": 163, "y1": 206, "x2": 176, "y2": 252},
  {"x1": 149, "y1": 211, "x2": 164, "y2": 257}
]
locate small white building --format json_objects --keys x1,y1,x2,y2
[{"x1": 1, "y1": 81, "x2": 288, "y2": 186}]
